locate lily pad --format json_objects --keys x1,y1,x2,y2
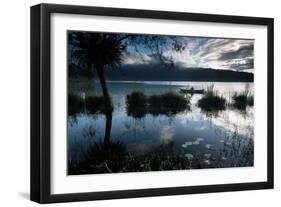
[
  {"x1": 204, "y1": 159, "x2": 211, "y2": 165},
  {"x1": 196, "y1": 137, "x2": 204, "y2": 142},
  {"x1": 225, "y1": 141, "x2": 232, "y2": 146},
  {"x1": 181, "y1": 141, "x2": 193, "y2": 148},
  {"x1": 181, "y1": 143, "x2": 188, "y2": 148},
  {"x1": 185, "y1": 153, "x2": 194, "y2": 160},
  {"x1": 193, "y1": 140, "x2": 200, "y2": 145},
  {"x1": 205, "y1": 144, "x2": 212, "y2": 149}
]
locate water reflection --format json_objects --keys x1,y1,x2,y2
[{"x1": 68, "y1": 81, "x2": 254, "y2": 174}]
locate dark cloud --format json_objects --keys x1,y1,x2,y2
[
  {"x1": 218, "y1": 44, "x2": 254, "y2": 61},
  {"x1": 198, "y1": 39, "x2": 236, "y2": 58},
  {"x1": 123, "y1": 35, "x2": 254, "y2": 72}
]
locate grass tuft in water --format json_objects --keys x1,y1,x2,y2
[
  {"x1": 68, "y1": 93, "x2": 84, "y2": 115},
  {"x1": 232, "y1": 83, "x2": 254, "y2": 110},
  {"x1": 198, "y1": 85, "x2": 226, "y2": 112},
  {"x1": 126, "y1": 91, "x2": 190, "y2": 118},
  {"x1": 68, "y1": 92, "x2": 113, "y2": 115}
]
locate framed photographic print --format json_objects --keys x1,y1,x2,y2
[{"x1": 30, "y1": 3, "x2": 274, "y2": 203}]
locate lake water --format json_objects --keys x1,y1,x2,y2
[{"x1": 68, "y1": 81, "x2": 254, "y2": 174}]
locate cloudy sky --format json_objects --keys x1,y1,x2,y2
[{"x1": 123, "y1": 37, "x2": 254, "y2": 73}]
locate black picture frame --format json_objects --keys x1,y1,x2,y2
[{"x1": 30, "y1": 3, "x2": 274, "y2": 203}]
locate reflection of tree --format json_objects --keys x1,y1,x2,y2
[
  {"x1": 86, "y1": 110, "x2": 129, "y2": 173},
  {"x1": 103, "y1": 112, "x2": 112, "y2": 148},
  {"x1": 68, "y1": 111, "x2": 128, "y2": 174}
]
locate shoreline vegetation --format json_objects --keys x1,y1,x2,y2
[
  {"x1": 232, "y1": 84, "x2": 254, "y2": 110},
  {"x1": 68, "y1": 130, "x2": 254, "y2": 175},
  {"x1": 68, "y1": 82, "x2": 254, "y2": 116},
  {"x1": 126, "y1": 91, "x2": 190, "y2": 118},
  {"x1": 198, "y1": 85, "x2": 226, "y2": 112}
]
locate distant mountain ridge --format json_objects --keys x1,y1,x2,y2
[{"x1": 101, "y1": 64, "x2": 254, "y2": 82}]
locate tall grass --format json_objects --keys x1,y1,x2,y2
[
  {"x1": 232, "y1": 84, "x2": 254, "y2": 110},
  {"x1": 126, "y1": 91, "x2": 190, "y2": 118},
  {"x1": 68, "y1": 93, "x2": 84, "y2": 115},
  {"x1": 68, "y1": 92, "x2": 112, "y2": 115},
  {"x1": 68, "y1": 140, "x2": 127, "y2": 175},
  {"x1": 198, "y1": 84, "x2": 226, "y2": 112}
]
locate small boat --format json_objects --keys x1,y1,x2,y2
[{"x1": 179, "y1": 88, "x2": 204, "y2": 94}]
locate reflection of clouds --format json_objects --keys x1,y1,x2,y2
[
  {"x1": 176, "y1": 93, "x2": 254, "y2": 138},
  {"x1": 211, "y1": 108, "x2": 254, "y2": 136},
  {"x1": 159, "y1": 125, "x2": 175, "y2": 144},
  {"x1": 68, "y1": 114, "x2": 104, "y2": 161}
]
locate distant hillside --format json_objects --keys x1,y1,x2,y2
[
  {"x1": 102, "y1": 64, "x2": 254, "y2": 82},
  {"x1": 69, "y1": 63, "x2": 253, "y2": 82}
]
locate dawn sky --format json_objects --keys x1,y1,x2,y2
[{"x1": 122, "y1": 37, "x2": 254, "y2": 73}]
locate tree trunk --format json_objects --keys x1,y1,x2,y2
[
  {"x1": 95, "y1": 64, "x2": 113, "y2": 148},
  {"x1": 96, "y1": 64, "x2": 113, "y2": 111},
  {"x1": 104, "y1": 112, "x2": 112, "y2": 148},
  {"x1": 85, "y1": 63, "x2": 95, "y2": 96}
]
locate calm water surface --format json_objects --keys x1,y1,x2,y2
[{"x1": 68, "y1": 81, "x2": 254, "y2": 173}]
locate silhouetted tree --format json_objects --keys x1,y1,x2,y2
[{"x1": 69, "y1": 32, "x2": 187, "y2": 109}]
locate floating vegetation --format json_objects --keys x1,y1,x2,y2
[
  {"x1": 204, "y1": 159, "x2": 211, "y2": 165},
  {"x1": 218, "y1": 132, "x2": 254, "y2": 167},
  {"x1": 225, "y1": 141, "x2": 232, "y2": 146},
  {"x1": 205, "y1": 144, "x2": 212, "y2": 149},
  {"x1": 182, "y1": 137, "x2": 204, "y2": 148},
  {"x1": 181, "y1": 141, "x2": 193, "y2": 148},
  {"x1": 193, "y1": 140, "x2": 200, "y2": 145},
  {"x1": 196, "y1": 137, "x2": 204, "y2": 142},
  {"x1": 185, "y1": 153, "x2": 194, "y2": 160},
  {"x1": 68, "y1": 80, "x2": 254, "y2": 174}
]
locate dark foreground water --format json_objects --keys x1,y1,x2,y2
[{"x1": 68, "y1": 80, "x2": 254, "y2": 174}]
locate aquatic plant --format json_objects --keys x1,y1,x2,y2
[
  {"x1": 68, "y1": 92, "x2": 84, "y2": 115},
  {"x1": 126, "y1": 91, "x2": 148, "y2": 118},
  {"x1": 181, "y1": 141, "x2": 193, "y2": 148},
  {"x1": 198, "y1": 86, "x2": 226, "y2": 112},
  {"x1": 149, "y1": 92, "x2": 189, "y2": 115},
  {"x1": 185, "y1": 153, "x2": 194, "y2": 160},
  {"x1": 85, "y1": 96, "x2": 112, "y2": 114},
  {"x1": 205, "y1": 144, "x2": 212, "y2": 149},
  {"x1": 232, "y1": 93, "x2": 254, "y2": 110},
  {"x1": 196, "y1": 137, "x2": 204, "y2": 142},
  {"x1": 216, "y1": 131, "x2": 254, "y2": 167},
  {"x1": 232, "y1": 83, "x2": 254, "y2": 110},
  {"x1": 68, "y1": 140, "x2": 128, "y2": 175},
  {"x1": 68, "y1": 92, "x2": 114, "y2": 115},
  {"x1": 126, "y1": 91, "x2": 190, "y2": 118}
]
